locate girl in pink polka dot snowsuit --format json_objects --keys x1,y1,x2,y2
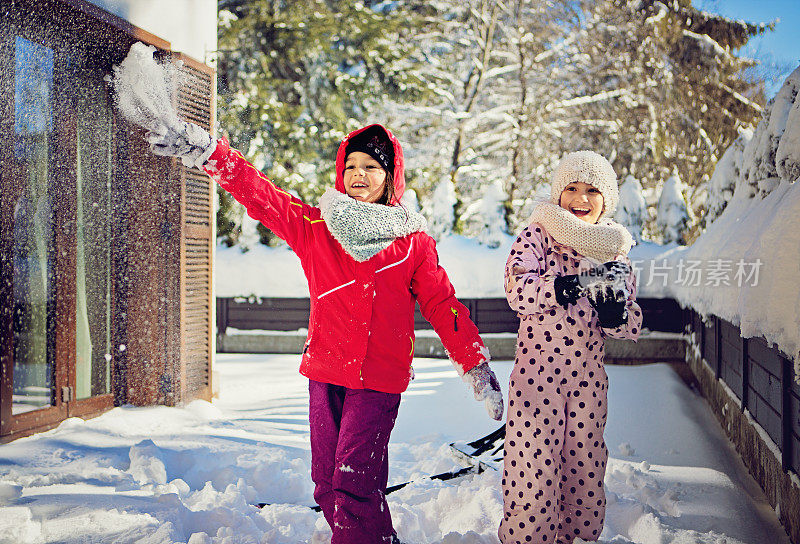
[{"x1": 499, "y1": 151, "x2": 642, "y2": 544}]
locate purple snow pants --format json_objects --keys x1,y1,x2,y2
[{"x1": 309, "y1": 379, "x2": 401, "y2": 544}]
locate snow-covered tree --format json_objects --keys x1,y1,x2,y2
[
  {"x1": 389, "y1": 0, "x2": 771, "y2": 238},
  {"x1": 615, "y1": 175, "x2": 648, "y2": 243},
  {"x1": 656, "y1": 173, "x2": 691, "y2": 245},
  {"x1": 561, "y1": 0, "x2": 769, "y2": 237},
  {"x1": 741, "y1": 65, "x2": 800, "y2": 198},
  {"x1": 424, "y1": 177, "x2": 458, "y2": 241},
  {"x1": 775, "y1": 66, "x2": 800, "y2": 182},
  {"x1": 400, "y1": 188, "x2": 420, "y2": 214},
  {"x1": 238, "y1": 212, "x2": 262, "y2": 252},
  {"x1": 705, "y1": 130, "x2": 751, "y2": 224},
  {"x1": 459, "y1": 179, "x2": 508, "y2": 248},
  {"x1": 215, "y1": 0, "x2": 775, "y2": 249},
  {"x1": 216, "y1": 0, "x2": 430, "y2": 245}
]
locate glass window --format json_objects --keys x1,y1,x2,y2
[
  {"x1": 12, "y1": 36, "x2": 55, "y2": 414},
  {"x1": 75, "y1": 80, "x2": 114, "y2": 400}
]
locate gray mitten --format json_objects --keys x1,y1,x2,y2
[
  {"x1": 463, "y1": 362, "x2": 504, "y2": 421},
  {"x1": 146, "y1": 120, "x2": 216, "y2": 169}
]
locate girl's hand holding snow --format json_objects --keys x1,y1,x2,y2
[
  {"x1": 146, "y1": 120, "x2": 216, "y2": 169},
  {"x1": 463, "y1": 362, "x2": 504, "y2": 421},
  {"x1": 588, "y1": 285, "x2": 628, "y2": 328},
  {"x1": 554, "y1": 260, "x2": 631, "y2": 308}
]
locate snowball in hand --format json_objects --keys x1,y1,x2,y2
[{"x1": 108, "y1": 41, "x2": 184, "y2": 133}]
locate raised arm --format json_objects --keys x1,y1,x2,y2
[
  {"x1": 145, "y1": 120, "x2": 311, "y2": 252},
  {"x1": 203, "y1": 138, "x2": 311, "y2": 251}
]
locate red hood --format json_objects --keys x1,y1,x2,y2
[{"x1": 334, "y1": 124, "x2": 406, "y2": 204}]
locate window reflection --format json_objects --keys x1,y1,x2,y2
[
  {"x1": 12, "y1": 36, "x2": 55, "y2": 414},
  {"x1": 75, "y1": 80, "x2": 114, "y2": 400}
]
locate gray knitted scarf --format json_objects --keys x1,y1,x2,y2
[{"x1": 318, "y1": 188, "x2": 427, "y2": 262}]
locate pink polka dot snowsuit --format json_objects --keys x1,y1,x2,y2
[{"x1": 499, "y1": 223, "x2": 642, "y2": 544}]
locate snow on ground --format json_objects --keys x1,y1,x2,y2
[{"x1": 0, "y1": 356, "x2": 789, "y2": 544}]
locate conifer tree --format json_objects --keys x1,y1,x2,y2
[
  {"x1": 657, "y1": 172, "x2": 691, "y2": 245},
  {"x1": 616, "y1": 175, "x2": 648, "y2": 243}
]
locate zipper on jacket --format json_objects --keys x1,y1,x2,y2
[{"x1": 451, "y1": 307, "x2": 459, "y2": 331}]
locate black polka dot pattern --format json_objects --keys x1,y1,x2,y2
[
  {"x1": 499, "y1": 349, "x2": 609, "y2": 544},
  {"x1": 499, "y1": 224, "x2": 642, "y2": 544}
]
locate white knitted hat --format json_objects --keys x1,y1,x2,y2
[{"x1": 550, "y1": 150, "x2": 619, "y2": 218}]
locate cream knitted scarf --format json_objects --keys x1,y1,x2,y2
[
  {"x1": 527, "y1": 201, "x2": 634, "y2": 263},
  {"x1": 319, "y1": 188, "x2": 427, "y2": 262}
]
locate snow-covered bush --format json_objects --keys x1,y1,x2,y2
[
  {"x1": 775, "y1": 66, "x2": 800, "y2": 182},
  {"x1": 459, "y1": 179, "x2": 508, "y2": 248},
  {"x1": 705, "y1": 130, "x2": 751, "y2": 224},
  {"x1": 401, "y1": 188, "x2": 421, "y2": 213},
  {"x1": 741, "y1": 66, "x2": 800, "y2": 197},
  {"x1": 238, "y1": 212, "x2": 261, "y2": 252},
  {"x1": 656, "y1": 174, "x2": 691, "y2": 245},
  {"x1": 659, "y1": 65, "x2": 800, "y2": 381},
  {"x1": 424, "y1": 177, "x2": 458, "y2": 241},
  {"x1": 615, "y1": 175, "x2": 648, "y2": 243}
]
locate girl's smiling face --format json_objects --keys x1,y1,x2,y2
[
  {"x1": 343, "y1": 151, "x2": 388, "y2": 203},
  {"x1": 559, "y1": 181, "x2": 604, "y2": 223}
]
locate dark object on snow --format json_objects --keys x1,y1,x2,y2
[
  {"x1": 462, "y1": 424, "x2": 505, "y2": 457},
  {"x1": 254, "y1": 466, "x2": 482, "y2": 511},
  {"x1": 255, "y1": 425, "x2": 507, "y2": 510}
]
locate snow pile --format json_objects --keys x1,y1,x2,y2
[
  {"x1": 108, "y1": 42, "x2": 183, "y2": 133},
  {"x1": 667, "y1": 178, "x2": 800, "y2": 371},
  {"x1": 0, "y1": 356, "x2": 789, "y2": 544},
  {"x1": 127, "y1": 439, "x2": 168, "y2": 486}
]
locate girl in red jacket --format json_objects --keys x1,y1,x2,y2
[{"x1": 145, "y1": 121, "x2": 504, "y2": 544}]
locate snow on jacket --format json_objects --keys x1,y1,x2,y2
[
  {"x1": 505, "y1": 222, "x2": 642, "y2": 350},
  {"x1": 204, "y1": 126, "x2": 488, "y2": 394}
]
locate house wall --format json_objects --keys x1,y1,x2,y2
[
  {"x1": 0, "y1": 0, "x2": 216, "y2": 441},
  {"x1": 84, "y1": 0, "x2": 217, "y2": 64}
]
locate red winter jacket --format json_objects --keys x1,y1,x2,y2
[{"x1": 205, "y1": 125, "x2": 488, "y2": 394}]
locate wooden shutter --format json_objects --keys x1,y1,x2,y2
[{"x1": 167, "y1": 53, "x2": 215, "y2": 404}]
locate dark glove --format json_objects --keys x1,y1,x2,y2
[
  {"x1": 463, "y1": 362, "x2": 504, "y2": 421},
  {"x1": 589, "y1": 285, "x2": 628, "y2": 328},
  {"x1": 598, "y1": 260, "x2": 631, "y2": 283},
  {"x1": 146, "y1": 120, "x2": 216, "y2": 168},
  {"x1": 554, "y1": 274, "x2": 582, "y2": 308}
]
